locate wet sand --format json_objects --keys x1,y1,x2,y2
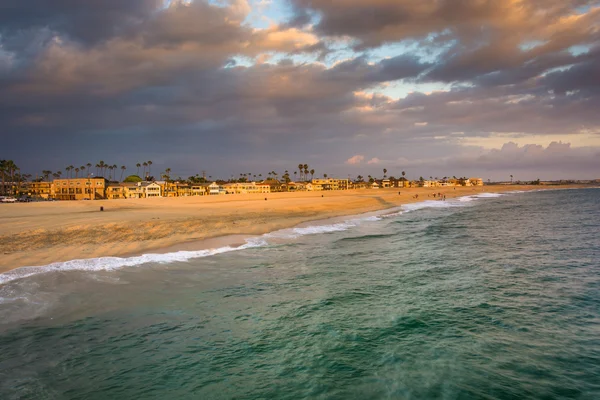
[{"x1": 0, "y1": 185, "x2": 581, "y2": 272}]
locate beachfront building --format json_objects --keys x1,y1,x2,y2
[
  {"x1": 52, "y1": 177, "x2": 109, "y2": 200},
  {"x1": 224, "y1": 182, "x2": 271, "y2": 194},
  {"x1": 311, "y1": 178, "x2": 349, "y2": 190},
  {"x1": 371, "y1": 182, "x2": 380, "y2": 189},
  {"x1": 106, "y1": 183, "x2": 127, "y2": 199},
  {"x1": 350, "y1": 181, "x2": 368, "y2": 189},
  {"x1": 469, "y1": 178, "x2": 484, "y2": 186},
  {"x1": 120, "y1": 182, "x2": 162, "y2": 198},
  {"x1": 144, "y1": 182, "x2": 162, "y2": 197},
  {"x1": 176, "y1": 184, "x2": 192, "y2": 197},
  {"x1": 381, "y1": 179, "x2": 391, "y2": 188},
  {"x1": 421, "y1": 180, "x2": 440, "y2": 188},
  {"x1": 27, "y1": 181, "x2": 52, "y2": 199},
  {"x1": 203, "y1": 182, "x2": 223, "y2": 195},
  {"x1": 261, "y1": 179, "x2": 284, "y2": 192},
  {"x1": 190, "y1": 185, "x2": 206, "y2": 196}
]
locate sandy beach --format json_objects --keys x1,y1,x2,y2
[{"x1": 0, "y1": 185, "x2": 582, "y2": 272}]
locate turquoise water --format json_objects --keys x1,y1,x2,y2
[{"x1": 1, "y1": 189, "x2": 599, "y2": 399}]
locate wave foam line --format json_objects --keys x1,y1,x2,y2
[
  {"x1": 0, "y1": 238, "x2": 269, "y2": 286},
  {"x1": 1, "y1": 213, "x2": 387, "y2": 285}
]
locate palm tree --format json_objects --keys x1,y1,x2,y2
[
  {"x1": 143, "y1": 162, "x2": 148, "y2": 178},
  {"x1": 136, "y1": 163, "x2": 141, "y2": 176},
  {"x1": 86, "y1": 163, "x2": 92, "y2": 172},
  {"x1": 120, "y1": 166, "x2": 126, "y2": 181},
  {"x1": 75, "y1": 167, "x2": 80, "y2": 178},
  {"x1": 163, "y1": 168, "x2": 172, "y2": 195},
  {"x1": 42, "y1": 170, "x2": 52, "y2": 182},
  {"x1": 510, "y1": 174, "x2": 513, "y2": 183},
  {"x1": 147, "y1": 161, "x2": 152, "y2": 177},
  {"x1": 0, "y1": 160, "x2": 7, "y2": 195},
  {"x1": 324, "y1": 173, "x2": 328, "y2": 178},
  {"x1": 310, "y1": 169, "x2": 315, "y2": 180},
  {"x1": 298, "y1": 164, "x2": 303, "y2": 181},
  {"x1": 383, "y1": 168, "x2": 387, "y2": 178},
  {"x1": 80, "y1": 165, "x2": 86, "y2": 176},
  {"x1": 99, "y1": 161, "x2": 107, "y2": 177}
]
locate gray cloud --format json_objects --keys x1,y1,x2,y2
[{"x1": 1, "y1": 0, "x2": 599, "y2": 181}]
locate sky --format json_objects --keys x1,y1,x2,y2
[{"x1": 1, "y1": 0, "x2": 599, "y2": 181}]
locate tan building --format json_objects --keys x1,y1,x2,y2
[
  {"x1": 190, "y1": 185, "x2": 207, "y2": 196},
  {"x1": 122, "y1": 182, "x2": 163, "y2": 198},
  {"x1": 261, "y1": 179, "x2": 284, "y2": 192},
  {"x1": 52, "y1": 178, "x2": 108, "y2": 200},
  {"x1": 224, "y1": 182, "x2": 271, "y2": 194},
  {"x1": 469, "y1": 178, "x2": 484, "y2": 186},
  {"x1": 422, "y1": 180, "x2": 440, "y2": 188},
  {"x1": 106, "y1": 183, "x2": 126, "y2": 199},
  {"x1": 27, "y1": 181, "x2": 52, "y2": 199},
  {"x1": 311, "y1": 178, "x2": 349, "y2": 190}
]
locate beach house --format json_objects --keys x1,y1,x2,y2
[
  {"x1": 311, "y1": 178, "x2": 349, "y2": 190},
  {"x1": 224, "y1": 182, "x2": 271, "y2": 194},
  {"x1": 27, "y1": 181, "x2": 52, "y2": 199},
  {"x1": 52, "y1": 177, "x2": 109, "y2": 200}
]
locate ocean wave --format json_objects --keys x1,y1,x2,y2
[
  {"x1": 0, "y1": 238, "x2": 269, "y2": 286},
  {"x1": 401, "y1": 200, "x2": 463, "y2": 212},
  {"x1": 471, "y1": 192, "x2": 504, "y2": 198}
]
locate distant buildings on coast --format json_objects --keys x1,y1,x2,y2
[{"x1": 19, "y1": 176, "x2": 485, "y2": 201}]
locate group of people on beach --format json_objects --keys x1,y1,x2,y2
[{"x1": 427, "y1": 192, "x2": 447, "y2": 201}]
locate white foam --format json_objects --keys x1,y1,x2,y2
[
  {"x1": 401, "y1": 200, "x2": 461, "y2": 212},
  {"x1": 381, "y1": 211, "x2": 404, "y2": 218},
  {"x1": 471, "y1": 192, "x2": 504, "y2": 198},
  {"x1": 0, "y1": 238, "x2": 268, "y2": 286},
  {"x1": 267, "y1": 221, "x2": 357, "y2": 239}
]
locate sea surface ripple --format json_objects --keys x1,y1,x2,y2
[{"x1": 0, "y1": 188, "x2": 599, "y2": 399}]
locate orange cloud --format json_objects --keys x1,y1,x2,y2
[{"x1": 346, "y1": 155, "x2": 365, "y2": 164}]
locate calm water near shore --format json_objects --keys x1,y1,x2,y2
[{"x1": 1, "y1": 188, "x2": 599, "y2": 399}]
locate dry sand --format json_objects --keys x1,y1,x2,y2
[{"x1": 0, "y1": 185, "x2": 578, "y2": 272}]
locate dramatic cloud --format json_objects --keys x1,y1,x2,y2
[{"x1": 1, "y1": 0, "x2": 599, "y2": 180}]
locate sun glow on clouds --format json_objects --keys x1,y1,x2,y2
[
  {"x1": 456, "y1": 132, "x2": 600, "y2": 149},
  {"x1": 2, "y1": 0, "x2": 600, "y2": 179}
]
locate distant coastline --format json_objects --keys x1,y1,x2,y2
[{"x1": 0, "y1": 184, "x2": 593, "y2": 274}]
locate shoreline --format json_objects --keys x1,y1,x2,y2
[{"x1": 0, "y1": 185, "x2": 592, "y2": 274}]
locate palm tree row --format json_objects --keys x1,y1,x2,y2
[
  {"x1": 35, "y1": 160, "x2": 154, "y2": 183},
  {"x1": 0, "y1": 159, "x2": 32, "y2": 196}
]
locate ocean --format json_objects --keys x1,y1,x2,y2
[{"x1": 0, "y1": 188, "x2": 599, "y2": 399}]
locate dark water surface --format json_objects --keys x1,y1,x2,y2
[{"x1": 1, "y1": 189, "x2": 599, "y2": 399}]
